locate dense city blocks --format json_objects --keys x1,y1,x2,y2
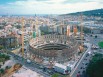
[{"x1": 0, "y1": 0, "x2": 103, "y2": 77}]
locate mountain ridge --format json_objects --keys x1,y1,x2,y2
[{"x1": 61, "y1": 9, "x2": 103, "y2": 17}]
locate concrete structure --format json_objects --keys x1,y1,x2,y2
[{"x1": 29, "y1": 34, "x2": 79, "y2": 63}]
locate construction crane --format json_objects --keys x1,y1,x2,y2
[
  {"x1": 35, "y1": 17, "x2": 38, "y2": 34},
  {"x1": 32, "y1": 20, "x2": 35, "y2": 38},
  {"x1": 79, "y1": 14, "x2": 84, "y2": 52},
  {"x1": 21, "y1": 17, "x2": 24, "y2": 57},
  {"x1": 81, "y1": 14, "x2": 83, "y2": 45},
  {"x1": 29, "y1": 19, "x2": 34, "y2": 38}
]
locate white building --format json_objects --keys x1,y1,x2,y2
[{"x1": 54, "y1": 63, "x2": 69, "y2": 74}]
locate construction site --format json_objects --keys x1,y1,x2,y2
[
  {"x1": 29, "y1": 34, "x2": 79, "y2": 64},
  {"x1": 2, "y1": 16, "x2": 84, "y2": 76},
  {"x1": 15, "y1": 16, "x2": 84, "y2": 68}
]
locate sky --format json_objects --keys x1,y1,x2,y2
[{"x1": 0, "y1": 0, "x2": 103, "y2": 15}]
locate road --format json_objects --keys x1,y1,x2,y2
[
  {"x1": 9, "y1": 52, "x2": 50, "y2": 77},
  {"x1": 70, "y1": 33, "x2": 103, "y2": 77},
  {"x1": 70, "y1": 43, "x2": 92, "y2": 77}
]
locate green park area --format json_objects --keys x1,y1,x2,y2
[
  {"x1": 98, "y1": 41, "x2": 103, "y2": 48},
  {"x1": 86, "y1": 53, "x2": 103, "y2": 77}
]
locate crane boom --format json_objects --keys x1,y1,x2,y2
[{"x1": 81, "y1": 14, "x2": 83, "y2": 46}]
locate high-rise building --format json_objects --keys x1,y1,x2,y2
[{"x1": 67, "y1": 25, "x2": 70, "y2": 36}]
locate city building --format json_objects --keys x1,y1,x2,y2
[{"x1": 54, "y1": 63, "x2": 68, "y2": 74}]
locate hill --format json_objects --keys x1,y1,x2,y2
[{"x1": 62, "y1": 9, "x2": 103, "y2": 17}]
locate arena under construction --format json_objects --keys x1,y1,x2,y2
[{"x1": 29, "y1": 34, "x2": 79, "y2": 63}]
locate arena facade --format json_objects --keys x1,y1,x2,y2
[{"x1": 29, "y1": 34, "x2": 79, "y2": 63}]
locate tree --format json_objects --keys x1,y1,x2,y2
[
  {"x1": 52, "y1": 73, "x2": 59, "y2": 77},
  {"x1": 0, "y1": 54, "x2": 10, "y2": 64},
  {"x1": 98, "y1": 41, "x2": 103, "y2": 48},
  {"x1": 0, "y1": 69, "x2": 5, "y2": 74},
  {"x1": 0, "y1": 65, "x2": 1, "y2": 68},
  {"x1": 16, "y1": 25, "x2": 21, "y2": 29},
  {"x1": 5, "y1": 66, "x2": 11, "y2": 70},
  {"x1": 86, "y1": 54, "x2": 103, "y2": 77},
  {"x1": 41, "y1": 32, "x2": 45, "y2": 35},
  {"x1": 5, "y1": 55, "x2": 10, "y2": 61},
  {"x1": 95, "y1": 35, "x2": 97, "y2": 38},
  {"x1": 0, "y1": 45, "x2": 4, "y2": 50}
]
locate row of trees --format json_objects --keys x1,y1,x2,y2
[
  {"x1": 0, "y1": 53, "x2": 10, "y2": 68},
  {"x1": 0, "y1": 53, "x2": 11, "y2": 76},
  {"x1": 0, "y1": 63, "x2": 22, "y2": 77},
  {"x1": 0, "y1": 66, "x2": 11, "y2": 76}
]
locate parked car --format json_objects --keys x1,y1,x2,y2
[{"x1": 26, "y1": 59, "x2": 31, "y2": 63}]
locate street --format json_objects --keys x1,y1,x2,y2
[
  {"x1": 70, "y1": 43, "x2": 92, "y2": 77},
  {"x1": 9, "y1": 52, "x2": 50, "y2": 77},
  {"x1": 70, "y1": 34, "x2": 103, "y2": 77}
]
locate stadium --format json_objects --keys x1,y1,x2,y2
[{"x1": 29, "y1": 34, "x2": 79, "y2": 63}]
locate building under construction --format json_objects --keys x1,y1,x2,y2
[{"x1": 29, "y1": 34, "x2": 79, "y2": 63}]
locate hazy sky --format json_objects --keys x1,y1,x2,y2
[{"x1": 0, "y1": 0, "x2": 103, "y2": 15}]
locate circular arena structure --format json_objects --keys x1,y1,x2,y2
[{"x1": 29, "y1": 34, "x2": 79, "y2": 63}]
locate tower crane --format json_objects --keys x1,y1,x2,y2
[
  {"x1": 79, "y1": 14, "x2": 84, "y2": 52},
  {"x1": 21, "y1": 17, "x2": 24, "y2": 57},
  {"x1": 30, "y1": 19, "x2": 34, "y2": 38}
]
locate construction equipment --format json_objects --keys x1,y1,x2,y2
[
  {"x1": 30, "y1": 19, "x2": 35, "y2": 38},
  {"x1": 21, "y1": 17, "x2": 24, "y2": 57},
  {"x1": 80, "y1": 14, "x2": 84, "y2": 52}
]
